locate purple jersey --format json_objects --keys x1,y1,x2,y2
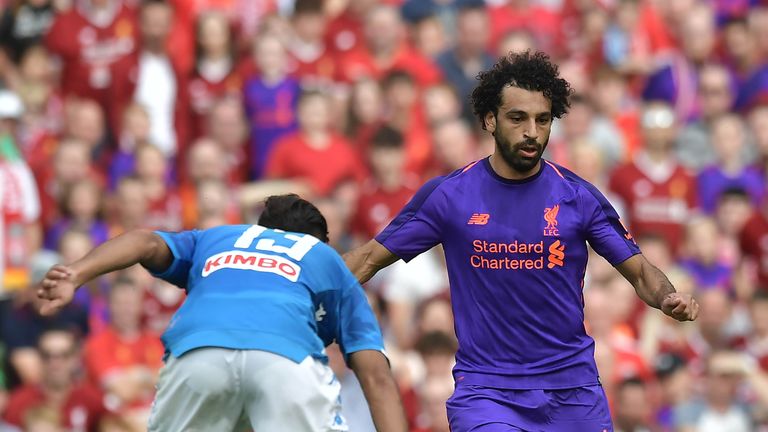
[
  {"x1": 242, "y1": 77, "x2": 299, "y2": 179},
  {"x1": 376, "y1": 158, "x2": 640, "y2": 389},
  {"x1": 696, "y1": 165, "x2": 765, "y2": 214}
]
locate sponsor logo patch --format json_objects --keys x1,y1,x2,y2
[{"x1": 202, "y1": 251, "x2": 301, "y2": 281}]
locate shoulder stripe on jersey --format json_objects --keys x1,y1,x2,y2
[
  {"x1": 544, "y1": 160, "x2": 565, "y2": 179},
  {"x1": 462, "y1": 160, "x2": 479, "y2": 173},
  {"x1": 376, "y1": 167, "x2": 467, "y2": 244},
  {"x1": 554, "y1": 162, "x2": 638, "y2": 249},
  {"x1": 554, "y1": 163, "x2": 618, "y2": 218}
]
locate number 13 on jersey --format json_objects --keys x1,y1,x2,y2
[{"x1": 234, "y1": 225, "x2": 320, "y2": 261}]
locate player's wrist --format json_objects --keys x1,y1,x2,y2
[{"x1": 68, "y1": 265, "x2": 88, "y2": 289}]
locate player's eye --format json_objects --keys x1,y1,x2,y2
[{"x1": 536, "y1": 117, "x2": 551, "y2": 125}]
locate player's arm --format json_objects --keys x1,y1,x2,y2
[
  {"x1": 342, "y1": 239, "x2": 399, "y2": 284},
  {"x1": 348, "y1": 350, "x2": 408, "y2": 432},
  {"x1": 37, "y1": 229, "x2": 173, "y2": 316},
  {"x1": 344, "y1": 176, "x2": 448, "y2": 283},
  {"x1": 615, "y1": 254, "x2": 699, "y2": 321},
  {"x1": 330, "y1": 250, "x2": 407, "y2": 431}
]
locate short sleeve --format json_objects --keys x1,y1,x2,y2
[
  {"x1": 581, "y1": 184, "x2": 641, "y2": 265},
  {"x1": 336, "y1": 271, "x2": 385, "y2": 363},
  {"x1": 375, "y1": 176, "x2": 445, "y2": 262},
  {"x1": 309, "y1": 247, "x2": 384, "y2": 362},
  {"x1": 147, "y1": 230, "x2": 200, "y2": 288}
]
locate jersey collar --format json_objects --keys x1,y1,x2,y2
[{"x1": 482, "y1": 156, "x2": 546, "y2": 185}]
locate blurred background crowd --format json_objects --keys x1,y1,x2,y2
[{"x1": 0, "y1": 0, "x2": 767, "y2": 430}]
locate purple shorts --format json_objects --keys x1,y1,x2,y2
[{"x1": 446, "y1": 382, "x2": 613, "y2": 432}]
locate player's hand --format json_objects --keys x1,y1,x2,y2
[
  {"x1": 661, "y1": 292, "x2": 699, "y2": 322},
  {"x1": 37, "y1": 264, "x2": 79, "y2": 316}
]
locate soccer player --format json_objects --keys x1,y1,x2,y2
[
  {"x1": 37, "y1": 194, "x2": 407, "y2": 432},
  {"x1": 343, "y1": 51, "x2": 700, "y2": 431}
]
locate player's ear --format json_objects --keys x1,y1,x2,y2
[{"x1": 484, "y1": 112, "x2": 496, "y2": 134}]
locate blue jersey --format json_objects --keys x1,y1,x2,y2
[
  {"x1": 376, "y1": 158, "x2": 641, "y2": 389},
  {"x1": 150, "y1": 224, "x2": 384, "y2": 364}
]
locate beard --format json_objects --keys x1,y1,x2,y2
[{"x1": 494, "y1": 131, "x2": 548, "y2": 174}]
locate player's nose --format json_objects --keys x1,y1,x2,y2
[{"x1": 523, "y1": 119, "x2": 539, "y2": 140}]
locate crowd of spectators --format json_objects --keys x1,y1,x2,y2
[{"x1": 0, "y1": 0, "x2": 768, "y2": 430}]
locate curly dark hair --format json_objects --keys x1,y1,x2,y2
[
  {"x1": 471, "y1": 51, "x2": 573, "y2": 130},
  {"x1": 258, "y1": 194, "x2": 329, "y2": 243}
]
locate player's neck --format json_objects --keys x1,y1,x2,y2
[{"x1": 489, "y1": 153, "x2": 541, "y2": 180}]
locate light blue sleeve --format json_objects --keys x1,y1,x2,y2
[
  {"x1": 335, "y1": 262, "x2": 385, "y2": 362},
  {"x1": 312, "y1": 249, "x2": 385, "y2": 363},
  {"x1": 148, "y1": 230, "x2": 201, "y2": 289}
]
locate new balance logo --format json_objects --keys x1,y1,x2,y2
[
  {"x1": 547, "y1": 240, "x2": 565, "y2": 268},
  {"x1": 467, "y1": 213, "x2": 490, "y2": 225},
  {"x1": 543, "y1": 204, "x2": 560, "y2": 236}
]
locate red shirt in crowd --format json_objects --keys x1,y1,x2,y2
[
  {"x1": 142, "y1": 282, "x2": 185, "y2": 334},
  {"x1": 287, "y1": 45, "x2": 337, "y2": 87},
  {"x1": 609, "y1": 155, "x2": 698, "y2": 253},
  {"x1": 0, "y1": 159, "x2": 40, "y2": 292},
  {"x1": 265, "y1": 132, "x2": 367, "y2": 196},
  {"x1": 357, "y1": 111, "x2": 433, "y2": 178},
  {"x1": 325, "y1": 9, "x2": 365, "y2": 56},
  {"x1": 3, "y1": 383, "x2": 106, "y2": 431},
  {"x1": 187, "y1": 69, "x2": 243, "y2": 139},
  {"x1": 335, "y1": 43, "x2": 443, "y2": 87},
  {"x1": 740, "y1": 210, "x2": 768, "y2": 289},
  {"x1": 44, "y1": 0, "x2": 137, "y2": 109},
  {"x1": 488, "y1": 2, "x2": 564, "y2": 57},
  {"x1": 144, "y1": 188, "x2": 183, "y2": 232},
  {"x1": 20, "y1": 132, "x2": 58, "y2": 177},
  {"x1": 351, "y1": 175, "x2": 419, "y2": 239},
  {"x1": 83, "y1": 328, "x2": 164, "y2": 384},
  {"x1": 401, "y1": 113, "x2": 433, "y2": 177},
  {"x1": 109, "y1": 51, "x2": 190, "y2": 158}
]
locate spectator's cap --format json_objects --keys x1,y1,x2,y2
[
  {"x1": 401, "y1": 0, "x2": 436, "y2": 23},
  {"x1": 0, "y1": 90, "x2": 24, "y2": 119},
  {"x1": 655, "y1": 353, "x2": 687, "y2": 379}
]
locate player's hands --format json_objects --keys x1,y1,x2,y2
[
  {"x1": 37, "y1": 264, "x2": 79, "y2": 316},
  {"x1": 661, "y1": 292, "x2": 699, "y2": 322}
]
